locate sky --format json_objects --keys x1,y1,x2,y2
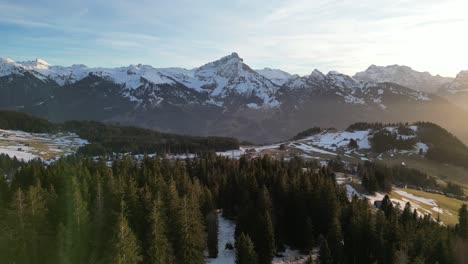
[{"x1": 1, "y1": 0, "x2": 468, "y2": 77}]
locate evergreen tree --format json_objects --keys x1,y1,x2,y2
[
  {"x1": 318, "y1": 236, "x2": 332, "y2": 264},
  {"x1": 236, "y1": 233, "x2": 258, "y2": 264},
  {"x1": 178, "y1": 193, "x2": 206, "y2": 264},
  {"x1": 380, "y1": 195, "x2": 394, "y2": 218},
  {"x1": 458, "y1": 204, "x2": 468, "y2": 239},
  {"x1": 149, "y1": 195, "x2": 174, "y2": 264},
  {"x1": 111, "y1": 200, "x2": 142, "y2": 264},
  {"x1": 304, "y1": 217, "x2": 315, "y2": 252},
  {"x1": 327, "y1": 217, "x2": 343, "y2": 263},
  {"x1": 256, "y1": 211, "x2": 276, "y2": 264},
  {"x1": 10, "y1": 188, "x2": 28, "y2": 263},
  {"x1": 207, "y1": 211, "x2": 219, "y2": 258}
]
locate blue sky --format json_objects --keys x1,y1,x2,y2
[{"x1": 1, "y1": 0, "x2": 468, "y2": 76}]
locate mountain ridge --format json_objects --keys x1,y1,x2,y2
[{"x1": 1, "y1": 54, "x2": 467, "y2": 145}]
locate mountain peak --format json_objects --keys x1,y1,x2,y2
[
  {"x1": 229, "y1": 52, "x2": 240, "y2": 59},
  {"x1": 35, "y1": 58, "x2": 49, "y2": 66},
  {"x1": 1, "y1": 57, "x2": 15, "y2": 64},
  {"x1": 354, "y1": 64, "x2": 453, "y2": 93},
  {"x1": 309, "y1": 69, "x2": 325, "y2": 80},
  {"x1": 223, "y1": 52, "x2": 242, "y2": 62},
  {"x1": 456, "y1": 70, "x2": 468, "y2": 78}
]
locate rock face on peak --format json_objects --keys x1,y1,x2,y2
[
  {"x1": 438, "y1": 70, "x2": 468, "y2": 111},
  {"x1": 1, "y1": 53, "x2": 467, "y2": 144},
  {"x1": 187, "y1": 52, "x2": 280, "y2": 106},
  {"x1": 354, "y1": 64, "x2": 453, "y2": 93},
  {"x1": 446, "y1": 70, "x2": 468, "y2": 94}
]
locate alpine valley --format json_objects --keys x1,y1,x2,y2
[{"x1": 1, "y1": 53, "x2": 467, "y2": 144}]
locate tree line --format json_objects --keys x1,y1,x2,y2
[{"x1": 0, "y1": 110, "x2": 239, "y2": 155}]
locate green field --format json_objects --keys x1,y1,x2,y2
[{"x1": 391, "y1": 188, "x2": 466, "y2": 226}]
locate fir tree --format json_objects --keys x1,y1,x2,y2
[
  {"x1": 304, "y1": 217, "x2": 315, "y2": 252},
  {"x1": 207, "y1": 211, "x2": 219, "y2": 258},
  {"x1": 318, "y1": 236, "x2": 332, "y2": 264},
  {"x1": 256, "y1": 211, "x2": 276, "y2": 264},
  {"x1": 178, "y1": 193, "x2": 206, "y2": 264},
  {"x1": 236, "y1": 233, "x2": 258, "y2": 264},
  {"x1": 149, "y1": 195, "x2": 174, "y2": 264},
  {"x1": 111, "y1": 200, "x2": 142, "y2": 264},
  {"x1": 458, "y1": 204, "x2": 468, "y2": 239}
]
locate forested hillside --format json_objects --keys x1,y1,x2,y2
[
  {"x1": 346, "y1": 122, "x2": 468, "y2": 169},
  {"x1": 0, "y1": 110, "x2": 57, "y2": 133},
  {"x1": 0, "y1": 111, "x2": 239, "y2": 155},
  {"x1": 0, "y1": 154, "x2": 466, "y2": 264},
  {"x1": 416, "y1": 122, "x2": 468, "y2": 169}
]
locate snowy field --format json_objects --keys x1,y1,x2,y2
[
  {"x1": 216, "y1": 125, "x2": 430, "y2": 163},
  {"x1": 205, "y1": 212, "x2": 311, "y2": 264},
  {"x1": 301, "y1": 129, "x2": 371, "y2": 151},
  {"x1": 0, "y1": 129, "x2": 88, "y2": 162},
  {"x1": 206, "y1": 213, "x2": 236, "y2": 264}
]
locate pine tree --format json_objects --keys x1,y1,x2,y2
[
  {"x1": 89, "y1": 179, "x2": 106, "y2": 262},
  {"x1": 111, "y1": 200, "x2": 142, "y2": 264},
  {"x1": 70, "y1": 176, "x2": 90, "y2": 263},
  {"x1": 236, "y1": 233, "x2": 258, "y2": 264},
  {"x1": 252, "y1": 188, "x2": 276, "y2": 264},
  {"x1": 256, "y1": 211, "x2": 276, "y2": 264},
  {"x1": 318, "y1": 236, "x2": 332, "y2": 264},
  {"x1": 207, "y1": 211, "x2": 219, "y2": 258},
  {"x1": 458, "y1": 204, "x2": 468, "y2": 238},
  {"x1": 178, "y1": 192, "x2": 206, "y2": 264},
  {"x1": 380, "y1": 195, "x2": 394, "y2": 218},
  {"x1": 25, "y1": 183, "x2": 50, "y2": 261},
  {"x1": 304, "y1": 217, "x2": 315, "y2": 252},
  {"x1": 327, "y1": 217, "x2": 343, "y2": 263},
  {"x1": 10, "y1": 188, "x2": 27, "y2": 263},
  {"x1": 149, "y1": 195, "x2": 174, "y2": 264}
]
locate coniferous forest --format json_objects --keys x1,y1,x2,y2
[
  {"x1": 0, "y1": 110, "x2": 240, "y2": 155},
  {"x1": 0, "y1": 153, "x2": 467, "y2": 264}
]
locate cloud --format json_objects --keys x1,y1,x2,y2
[{"x1": 1, "y1": 0, "x2": 467, "y2": 76}]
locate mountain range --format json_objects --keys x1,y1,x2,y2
[
  {"x1": 354, "y1": 64, "x2": 468, "y2": 111},
  {"x1": 1, "y1": 53, "x2": 467, "y2": 144}
]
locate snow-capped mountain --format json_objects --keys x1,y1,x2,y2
[
  {"x1": 1, "y1": 57, "x2": 178, "y2": 88},
  {"x1": 445, "y1": 70, "x2": 468, "y2": 94},
  {"x1": 280, "y1": 68, "x2": 432, "y2": 108},
  {"x1": 0, "y1": 53, "x2": 282, "y2": 107},
  {"x1": 438, "y1": 70, "x2": 468, "y2": 111},
  {"x1": 354, "y1": 64, "x2": 453, "y2": 93},
  {"x1": 176, "y1": 53, "x2": 280, "y2": 107},
  {"x1": 255, "y1": 68, "x2": 294, "y2": 86},
  {"x1": 1, "y1": 53, "x2": 467, "y2": 144},
  {"x1": 0, "y1": 57, "x2": 29, "y2": 77}
]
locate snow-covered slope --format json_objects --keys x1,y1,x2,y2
[
  {"x1": 1, "y1": 54, "x2": 283, "y2": 107},
  {"x1": 282, "y1": 68, "x2": 433, "y2": 108},
  {"x1": 255, "y1": 68, "x2": 294, "y2": 86},
  {"x1": 2, "y1": 58, "x2": 179, "y2": 88},
  {"x1": 0, "y1": 57, "x2": 28, "y2": 77},
  {"x1": 186, "y1": 53, "x2": 280, "y2": 106},
  {"x1": 242, "y1": 124, "x2": 430, "y2": 162},
  {"x1": 354, "y1": 65, "x2": 453, "y2": 93}
]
